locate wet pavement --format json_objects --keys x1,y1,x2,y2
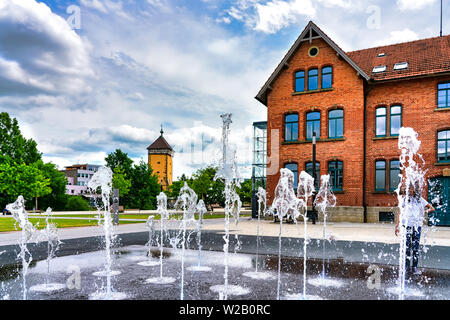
[{"x1": 1, "y1": 245, "x2": 449, "y2": 300}]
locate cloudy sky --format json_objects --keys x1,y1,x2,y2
[{"x1": 0, "y1": 0, "x2": 447, "y2": 179}]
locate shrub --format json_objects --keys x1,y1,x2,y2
[{"x1": 64, "y1": 196, "x2": 91, "y2": 211}]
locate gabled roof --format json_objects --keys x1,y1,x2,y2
[
  {"x1": 255, "y1": 21, "x2": 370, "y2": 106},
  {"x1": 147, "y1": 135, "x2": 173, "y2": 151},
  {"x1": 347, "y1": 34, "x2": 450, "y2": 82}
]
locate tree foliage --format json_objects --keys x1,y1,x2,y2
[
  {"x1": 0, "y1": 159, "x2": 51, "y2": 210},
  {"x1": 0, "y1": 112, "x2": 42, "y2": 165},
  {"x1": 236, "y1": 179, "x2": 252, "y2": 205},
  {"x1": 112, "y1": 166, "x2": 131, "y2": 197}
]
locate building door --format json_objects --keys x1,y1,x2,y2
[{"x1": 428, "y1": 177, "x2": 450, "y2": 226}]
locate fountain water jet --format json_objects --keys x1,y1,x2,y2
[
  {"x1": 395, "y1": 127, "x2": 427, "y2": 300},
  {"x1": 174, "y1": 182, "x2": 198, "y2": 300},
  {"x1": 312, "y1": 174, "x2": 337, "y2": 286},
  {"x1": 211, "y1": 113, "x2": 247, "y2": 300},
  {"x1": 137, "y1": 215, "x2": 160, "y2": 267},
  {"x1": 6, "y1": 196, "x2": 35, "y2": 300},
  {"x1": 271, "y1": 168, "x2": 303, "y2": 300},
  {"x1": 243, "y1": 187, "x2": 275, "y2": 280},
  {"x1": 187, "y1": 199, "x2": 212, "y2": 272},
  {"x1": 145, "y1": 192, "x2": 176, "y2": 285},
  {"x1": 29, "y1": 208, "x2": 65, "y2": 293},
  {"x1": 87, "y1": 166, "x2": 125, "y2": 300}
]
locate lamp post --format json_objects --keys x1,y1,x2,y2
[{"x1": 312, "y1": 132, "x2": 317, "y2": 225}]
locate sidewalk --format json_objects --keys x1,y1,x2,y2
[{"x1": 1, "y1": 217, "x2": 449, "y2": 247}]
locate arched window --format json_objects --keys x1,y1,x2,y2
[
  {"x1": 295, "y1": 71, "x2": 305, "y2": 92},
  {"x1": 328, "y1": 161, "x2": 343, "y2": 191},
  {"x1": 375, "y1": 107, "x2": 387, "y2": 137},
  {"x1": 438, "y1": 130, "x2": 450, "y2": 163},
  {"x1": 285, "y1": 163, "x2": 298, "y2": 189},
  {"x1": 306, "y1": 111, "x2": 320, "y2": 140},
  {"x1": 322, "y1": 66, "x2": 332, "y2": 89},
  {"x1": 308, "y1": 68, "x2": 318, "y2": 90},
  {"x1": 306, "y1": 162, "x2": 320, "y2": 189},
  {"x1": 390, "y1": 105, "x2": 402, "y2": 136},
  {"x1": 375, "y1": 160, "x2": 386, "y2": 191},
  {"x1": 284, "y1": 114, "x2": 299, "y2": 142},
  {"x1": 328, "y1": 109, "x2": 343, "y2": 139}
]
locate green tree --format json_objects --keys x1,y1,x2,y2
[
  {"x1": 236, "y1": 179, "x2": 252, "y2": 205},
  {"x1": 0, "y1": 160, "x2": 51, "y2": 211},
  {"x1": 105, "y1": 149, "x2": 134, "y2": 177},
  {"x1": 38, "y1": 161, "x2": 69, "y2": 211},
  {"x1": 126, "y1": 160, "x2": 160, "y2": 209},
  {"x1": 190, "y1": 166, "x2": 225, "y2": 209},
  {"x1": 112, "y1": 166, "x2": 131, "y2": 197},
  {"x1": 0, "y1": 112, "x2": 42, "y2": 165}
]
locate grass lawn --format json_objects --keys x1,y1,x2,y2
[
  {"x1": 0, "y1": 213, "x2": 251, "y2": 233},
  {"x1": 0, "y1": 217, "x2": 144, "y2": 233},
  {"x1": 27, "y1": 213, "x2": 251, "y2": 220}
]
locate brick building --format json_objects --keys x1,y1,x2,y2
[{"x1": 255, "y1": 21, "x2": 450, "y2": 224}]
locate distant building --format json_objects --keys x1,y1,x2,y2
[
  {"x1": 63, "y1": 164, "x2": 101, "y2": 196},
  {"x1": 147, "y1": 127, "x2": 174, "y2": 191}
]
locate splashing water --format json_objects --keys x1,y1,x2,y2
[
  {"x1": 395, "y1": 127, "x2": 427, "y2": 300},
  {"x1": 30, "y1": 208, "x2": 65, "y2": 293},
  {"x1": 272, "y1": 168, "x2": 303, "y2": 300},
  {"x1": 87, "y1": 166, "x2": 124, "y2": 300},
  {"x1": 145, "y1": 192, "x2": 176, "y2": 285},
  {"x1": 187, "y1": 199, "x2": 212, "y2": 272},
  {"x1": 314, "y1": 174, "x2": 336, "y2": 280},
  {"x1": 213, "y1": 113, "x2": 244, "y2": 300},
  {"x1": 243, "y1": 187, "x2": 275, "y2": 281},
  {"x1": 174, "y1": 182, "x2": 199, "y2": 300},
  {"x1": 137, "y1": 215, "x2": 160, "y2": 267},
  {"x1": 6, "y1": 196, "x2": 35, "y2": 300},
  {"x1": 296, "y1": 171, "x2": 315, "y2": 299}
]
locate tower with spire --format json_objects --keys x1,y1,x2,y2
[{"x1": 147, "y1": 125, "x2": 174, "y2": 191}]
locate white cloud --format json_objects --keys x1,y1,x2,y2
[
  {"x1": 375, "y1": 28, "x2": 419, "y2": 46},
  {"x1": 397, "y1": 0, "x2": 436, "y2": 11},
  {"x1": 253, "y1": 0, "x2": 316, "y2": 33},
  {"x1": 0, "y1": 0, "x2": 92, "y2": 96}
]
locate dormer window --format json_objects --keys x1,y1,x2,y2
[
  {"x1": 377, "y1": 53, "x2": 386, "y2": 57},
  {"x1": 394, "y1": 62, "x2": 408, "y2": 70},
  {"x1": 372, "y1": 65, "x2": 386, "y2": 73}
]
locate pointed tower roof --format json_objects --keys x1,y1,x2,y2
[{"x1": 147, "y1": 126, "x2": 173, "y2": 153}]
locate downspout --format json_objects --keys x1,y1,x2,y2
[{"x1": 363, "y1": 81, "x2": 371, "y2": 223}]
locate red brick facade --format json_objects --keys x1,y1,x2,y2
[{"x1": 257, "y1": 22, "x2": 450, "y2": 222}]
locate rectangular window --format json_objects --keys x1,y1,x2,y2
[
  {"x1": 438, "y1": 130, "x2": 450, "y2": 163},
  {"x1": 375, "y1": 160, "x2": 386, "y2": 191},
  {"x1": 390, "y1": 106, "x2": 401, "y2": 136},
  {"x1": 376, "y1": 107, "x2": 387, "y2": 137},
  {"x1": 328, "y1": 161, "x2": 343, "y2": 191},
  {"x1": 308, "y1": 69, "x2": 318, "y2": 90},
  {"x1": 328, "y1": 109, "x2": 343, "y2": 139},
  {"x1": 306, "y1": 162, "x2": 320, "y2": 189},
  {"x1": 438, "y1": 82, "x2": 450, "y2": 109},
  {"x1": 285, "y1": 163, "x2": 298, "y2": 189},
  {"x1": 322, "y1": 67, "x2": 332, "y2": 89},
  {"x1": 306, "y1": 112, "x2": 320, "y2": 140},
  {"x1": 285, "y1": 114, "x2": 299, "y2": 142},
  {"x1": 389, "y1": 160, "x2": 401, "y2": 191},
  {"x1": 295, "y1": 71, "x2": 305, "y2": 92}
]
